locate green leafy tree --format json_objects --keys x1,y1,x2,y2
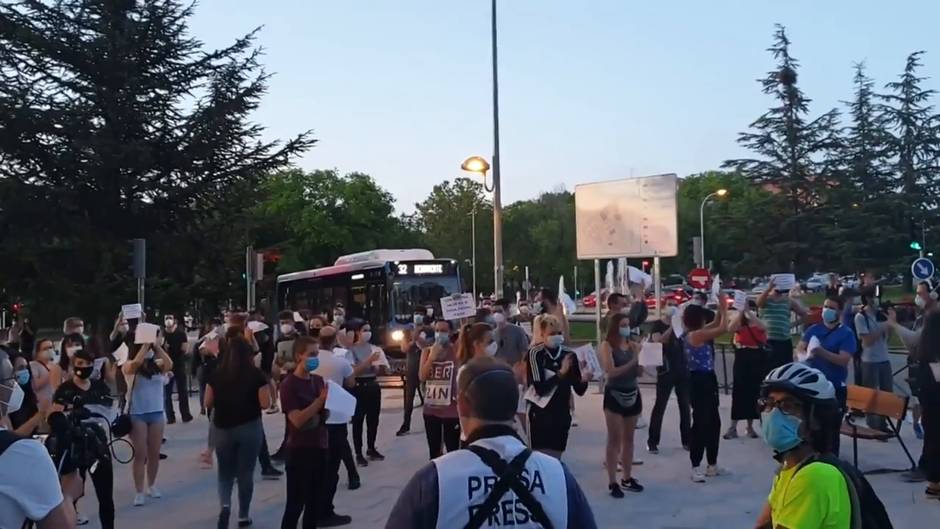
[
  {"x1": 723, "y1": 25, "x2": 840, "y2": 273},
  {"x1": 0, "y1": 0, "x2": 313, "y2": 326}
]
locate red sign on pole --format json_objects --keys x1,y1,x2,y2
[{"x1": 688, "y1": 268, "x2": 711, "y2": 290}]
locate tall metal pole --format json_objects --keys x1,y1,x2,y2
[
  {"x1": 471, "y1": 207, "x2": 477, "y2": 300},
  {"x1": 491, "y1": 0, "x2": 504, "y2": 298},
  {"x1": 699, "y1": 192, "x2": 716, "y2": 269},
  {"x1": 594, "y1": 259, "x2": 602, "y2": 345},
  {"x1": 245, "y1": 245, "x2": 254, "y2": 311},
  {"x1": 653, "y1": 257, "x2": 662, "y2": 319}
]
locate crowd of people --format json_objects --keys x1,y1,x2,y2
[{"x1": 0, "y1": 274, "x2": 937, "y2": 529}]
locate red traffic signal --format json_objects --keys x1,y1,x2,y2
[{"x1": 11, "y1": 302, "x2": 22, "y2": 313}]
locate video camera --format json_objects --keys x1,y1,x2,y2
[{"x1": 46, "y1": 393, "x2": 112, "y2": 474}]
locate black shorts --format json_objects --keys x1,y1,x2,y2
[
  {"x1": 528, "y1": 408, "x2": 572, "y2": 452},
  {"x1": 603, "y1": 387, "x2": 643, "y2": 418}
]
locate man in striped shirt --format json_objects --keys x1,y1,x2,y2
[{"x1": 757, "y1": 276, "x2": 807, "y2": 370}]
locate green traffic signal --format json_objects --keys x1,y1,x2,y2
[{"x1": 911, "y1": 241, "x2": 923, "y2": 251}]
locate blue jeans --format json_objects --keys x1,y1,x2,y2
[{"x1": 215, "y1": 419, "x2": 263, "y2": 519}]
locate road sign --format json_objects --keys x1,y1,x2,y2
[
  {"x1": 688, "y1": 268, "x2": 711, "y2": 290},
  {"x1": 911, "y1": 257, "x2": 935, "y2": 280}
]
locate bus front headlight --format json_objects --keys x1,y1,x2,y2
[{"x1": 391, "y1": 329, "x2": 404, "y2": 342}]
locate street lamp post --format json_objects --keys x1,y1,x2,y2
[
  {"x1": 490, "y1": 0, "x2": 504, "y2": 299},
  {"x1": 470, "y1": 206, "x2": 477, "y2": 299},
  {"x1": 699, "y1": 189, "x2": 728, "y2": 269}
]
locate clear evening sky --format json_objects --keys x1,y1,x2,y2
[{"x1": 188, "y1": 1, "x2": 940, "y2": 212}]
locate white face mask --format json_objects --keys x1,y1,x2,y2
[
  {"x1": 492, "y1": 312, "x2": 506, "y2": 325},
  {"x1": 484, "y1": 341, "x2": 498, "y2": 357},
  {"x1": 74, "y1": 326, "x2": 85, "y2": 336},
  {"x1": 2, "y1": 381, "x2": 25, "y2": 415},
  {"x1": 65, "y1": 345, "x2": 81, "y2": 357},
  {"x1": 280, "y1": 323, "x2": 295, "y2": 335},
  {"x1": 915, "y1": 296, "x2": 926, "y2": 309},
  {"x1": 360, "y1": 331, "x2": 372, "y2": 343},
  {"x1": 547, "y1": 335, "x2": 564, "y2": 348},
  {"x1": 426, "y1": 308, "x2": 434, "y2": 317},
  {"x1": 165, "y1": 319, "x2": 175, "y2": 328}
]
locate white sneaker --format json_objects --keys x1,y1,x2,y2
[
  {"x1": 636, "y1": 416, "x2": 647, "y2": 429},
  {"x1": 691, "y1": 467, "x2": 706, "y2": 483},
  {"x1": 147, "y1": 486, "x2": 162, "y2": 499},
  {"x1": 133, "y1": 494, "x2": 146, "y2": 507},
  {"x1": 705, "y1": 465, "x2": 727, "y2": 477},
  {"x1": 633, "y1": 455, "x2": 644, "y2": 465},
  {"x1": 76, "y1": 512, "x2": 89, "y2": 526}
]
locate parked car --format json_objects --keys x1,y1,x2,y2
[
  {"x1": 804, "y1": 273, "x2": 830, "y2": 293},
  {"x1": 644, "y1": 288, "x2": 692, "y2": 310},
  {"x1": 751, "y1": 283, "x2": 769, "y2": 295}
]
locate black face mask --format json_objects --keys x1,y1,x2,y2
[
  {"x1": 310, "y1": 327, "x2": 321, "y2": 338},
  {"x1": 75, "y1": 366, "x2": 93, "y2": 380}
]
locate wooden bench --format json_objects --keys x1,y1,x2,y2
[{"x1": 840, "y1": 384, "x2": 916, "y2": 474}]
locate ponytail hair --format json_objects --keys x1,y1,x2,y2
[{"x1": 457, "y1": 322, "x2": 492, "y2": 365}]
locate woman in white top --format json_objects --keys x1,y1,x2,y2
[{"x1": 122, "y1": 337, "x2": 173, "y2": 506}]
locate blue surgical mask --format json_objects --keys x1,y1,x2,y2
[
  {"x1": 414, "y1": 314, "x2": 424, "y2": 325},
  {"x1": 822, "y1": 307, "x2": 839, "y2": 324},
  {"x1": 434, "y1": 332, "x2": 450, "y2": 345},
  {"x1": 546, "y1": 334, "x2": 564, "y2": 348},
  {"x1": 305, "y1": 357, "x2": 320, "y2": 372},
  {"x1": 761, "y1": 408, "x2": 804, "y2": 454},
  {"x1": 619, "y1": 327, "x2": 632, "y2": 338},
  {"x1": 15, "y1": 369, "x2": 30, "y2": 386}
]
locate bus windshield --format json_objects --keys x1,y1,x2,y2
[{"x1": 391, "y1": 275, "x2": 461, "y2": 322}]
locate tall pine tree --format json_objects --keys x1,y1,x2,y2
[
  {"x1": 0, "y1": 0, "x2": 314, "y2": 323},
  {"x1": 724, "y1": 25, "x2": 840, "y2": 272},
  {"x1": 880, "y1": 51, "x2": 940, "y2": 257}
]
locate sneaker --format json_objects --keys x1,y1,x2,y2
[
  {"x1": 746, "y1": 428, "x2": 759, "y2": 439},
  {"x1": 159, "y1": 453, "x2": 168, "y2": 460},
  {"x1": 691, "y1": 467, "x2": 706, "y2": 483},
  {"x1": 348, "y1": 476, "x2": 361, "y2": 490},
  {"x1": 609, "y1": 482, "x2": 624, "y2": 498},
  {"x1": 166, "y1": 417, "x2": 176, "y2": 425},
  {"x1": 76, "y1": 512, "x2": 89, "y2": 526},
  {"x1": 147, "y1": 486, "x2": 162, "y2": 499},
  {"x1": 396, "y1": 426, "x2": 410, "y2": 437},
  {"x1": 237, "y1": 517, "x2": 252, "y2": 528},
  {"x1": 217, "y1": 507, "x2": 230, "y2": 529},
  {"x1": 646, "y1": 443, "x2": 659, "y2": 455},
  {"x1": 366, "y1": 448, "x2": 385, "y2": 461},
  {"x1": 901, "y1": 469, "x2": 927, "y2": 483},
  {"x1": 913, "y1": 423, "x2": 924, "y2": 440},
  {"x1": 182, "y1": 414, "x2": 194, "y2": 423},
  {"x1": 571, "y1": 417, "x2": 579, "y2": 427},
  {"x1": 927, "y1": 487, "x2": 940, "y2": 500},
  {"x1": 133, "y1": 493, "x2": 146, "y2": 507},
  {"x1": 635, "y1": 416, "x2": 647, "y2": 429},
  {"x1": 270, "y1": 449, "x2": 286, "y2": 463},
  {"x1": 262, "y1": 467, "x2": 283, "y2": 480},
  {"x1": 620, "y1": 478, "x2": 644, "y2": 493},
  {"x1": 356, "y1": 454, "x2": 369, "y2": 467},
  {"x1": 722, "y1": 428, "x2": 738, "y2": 440},
  {"x1": 705, "y1": 465, "x2": 727, "y2": 478},
  {"x1": 318, "y1": 514, "x2": 353, "y2": 527},
  {"x1": 633, "y1": 456, "x2": 643, "y2": 466}
]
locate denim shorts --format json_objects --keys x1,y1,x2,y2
[{"x1": 131, "y1": 411, "x2": 166, "y2": 425}]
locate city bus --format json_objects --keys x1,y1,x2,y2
[{"x1": 275, "y1": 249, "x2": 462, "y2": 356}]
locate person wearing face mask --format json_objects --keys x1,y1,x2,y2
[
  {"x1": 757, "y1": 277, "x2": 808, "y2": 370},
  {"x1": 491, "y1": 299, "x2": 531, "y2": 367},
  {"x1": 279, "y1": 336, "x2": 330, "y2": 529},
  {"x1": 753, "y1": 363, "x2": 891, "y2": 529},
  {"x1": 332, "y1": 305, "x2": 346, "y2": 328},
  {"x1": 122, "y1": 335, "x2": 173, "y2": 506},
  {"x1": 420, "y1": 320, "x2": 462, "y2": 459},
  {"x1": 599, "y1": 313, "x2": 643, "y2": 497},
  {"x1": 272, "y1": 311, "x2": 304, "y2": 463},
  {"x1": 9, "y1": 352, "x2": 45, "y2": 436},
  {"x1": 525, "y1": 315, "x2": 588, "y2": 458},
  {"x1": 796, "y1": 296, "x2": 857, "y2": 457},
  {"x1": 725, "y1": 300, "x2": 769, "y2": 440},
  {"x1": 599, "y1": 294, "x2": 628, "y2": 336},
  {"x1": 162, "y1": 313, "x2": 193, "y2": 424},
  {"x1": 109, "y1": 313, "x2": 131, "y2": 409},
  {"x1": 343, "y1": 319, "x2": 388, "y2": 466},
  {"x1": 682, "y1": 297, "x2": 729, "y2": 483},
  {"x1": 513, "y1": 300, "x2": 534, "y2": 326},
  {"x1": 385, "y1": 358, "x2": 598, "y2": 529},
  {"x1": 31, "y1": 338, "x2": 62, "y2": 412},
  {"x1": 49, "y1": 349, "x2": 116, "y2": 529},
  {"x1": 397, "y1": 313, "x2": 431, "y2": 437},
  {"x1": 312, "y1": 326, "x2": 360, "y2": 519},
  {"x1": 853, "y1": 287, "x2": 893, "y2": 432},
  {"x1": 57, "y1": 333, "x2": 86, "y2": 390},
  {"x1": 308, "y1": 316, "x2": 326, "y2": 338},
  {"x1": 647, "y1": 301, "x2": 691, "y2": 454},
  {"x1": 0, "y1": 348, "x2": 81, "y2": 529}
]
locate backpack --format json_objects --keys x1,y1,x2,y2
[
  {"x1": 797, "y1": 454, "x2": 893, "y2": 529},
  {"x1": 0, "y1": 429, "x2": 25, "y2": 456}
]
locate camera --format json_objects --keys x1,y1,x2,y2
[{"x1": 46, "y1": 394, "x2": 111, "y2": 474}]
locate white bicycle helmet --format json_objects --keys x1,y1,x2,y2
[{"x1": 762, "y1": 362, "x2": 836, "y2": 403}]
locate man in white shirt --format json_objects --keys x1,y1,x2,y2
[
  {"x1": 1, "y1": 348, "x2": 81, "y2": 529},
  {"x1": 312, "y1": 326, "x2": 359, "y2": 526}
]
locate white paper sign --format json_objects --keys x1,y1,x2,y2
[
  {"x1": 733, "y1": 290, "x2": 748, "y2": 311},
  {"x1": 523, "y1": 384, "x2": 557, "y2": 409},
  {"x1": 293, "y1": 311, "x2": 305, "y2": 323},
  {"x1": 134, "y1": 323, "x2": 159, "y2": 344},
  {"x1": 771, "y1": 273, "x2": 797, "y2": 292},
  {"x1": 247, "y1": 321, "x2": 269, "y2": 333},
  {"x1": 639, "y1": 342, "x2": 663, "y2": 367},
  {"x1": 112, "y1": 342, "x2": 129, "y2": 366},
  {"x1": 572, "y1": 344, "x2": 602, "y2": 381},
  {"x1": 122, "y1": 303, "x2": 143, "y2": 320},
  {"x1": 325, "y1": 380, "x2": 357, "y2": 424},
  {"x1": 710, "y1": 273, "x2": 722, "y2": 304},
  {"x1": 440, "y1": 293, "x2": 477, "y2": 320},
  {"x1": 799, "y1": 335, "x2": 821, "y2": 362}
]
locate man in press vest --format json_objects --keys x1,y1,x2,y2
[{"x1": 385, "y1": 357, "x2": 597, "y2": 529}]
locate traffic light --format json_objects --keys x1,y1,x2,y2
[
  {"x1": 911, "y1": 241, "x2": 923, "y2": 251},
  {"x1": 642, "y1": 260, "x2": 650, "y2": 272}
]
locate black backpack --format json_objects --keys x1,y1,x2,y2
[{"x1": 797, "y1": 454, "x2": 893, "y2": 529}]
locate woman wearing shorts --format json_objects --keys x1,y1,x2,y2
[
  {"x1": 599, "y1": 313, "x2": 644, "y2": 497},
  {"x1": 525, "y1": 315, "x2": 588, "y2": 459},
  {"x1": 122, "y1": 336, "x2": 173, "y2": 506}
]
